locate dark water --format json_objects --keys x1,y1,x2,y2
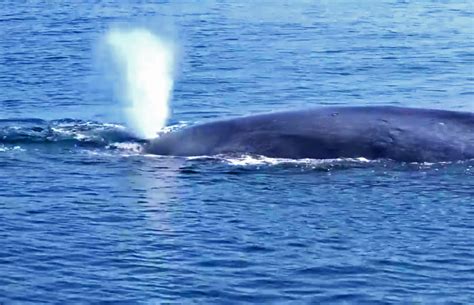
[{"x1": 1, "y1": 2, "x2": 474, "y2": 304}]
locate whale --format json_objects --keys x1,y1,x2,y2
[{"x1": 145, "y1": 106, "x2": 474, "y2": 162}]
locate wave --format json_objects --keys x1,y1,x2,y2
[
  {"x1": 184, "y1": 154, "x2": 474, "y2": 171},
  {"x1": 187, "y1": 155, "x2": 375, "y2": 166},
  {"x1": 0, "y1": 118, "x2": 143, "y2": 147}
]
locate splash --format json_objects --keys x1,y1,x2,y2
[
  {"x1": 187, "y1": 155, "x2": 373, "y2": 166},
  {"x1": 105, "y1": 28, "x2": 175, "y2": 139}
]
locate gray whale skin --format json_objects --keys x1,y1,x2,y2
[{"x1": 145, "y1": 106, "x2": 474, "y2": 162}]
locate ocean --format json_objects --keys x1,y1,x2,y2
[{"x1": 1, "y1": 1, "x2": 473, "y2": 303}]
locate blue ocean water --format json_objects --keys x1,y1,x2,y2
[{"x1": 1, "y1": 1, "x2": 473, "y2": 304}]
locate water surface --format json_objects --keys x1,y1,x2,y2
[{"x1": 1, "y1": 1, "x2": 473, "y2": 303}]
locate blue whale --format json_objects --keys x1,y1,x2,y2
[{"x1": 145, "y1": 106, "x2": 474, "y2": 162}]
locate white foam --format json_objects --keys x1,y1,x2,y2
[
  {"x1": 51, "y1": 126, "x2": 89, "y2": 141},
  {"x1": 158, "y1": 121, "x2": 189, "y2": 134},
  {"x1": 106, "y1": 142, "x2": 143, "y2": 153},
  {"x1": 105, "y1": 28, "x2": 175, "y2": 139},
  {"x1": 187, "y1": 155, "x2": 373, "y2": 166},
  {"x1": 0, "y1": 145, "x2": 24, "y2": 152}
]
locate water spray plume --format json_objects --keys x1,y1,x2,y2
[{"x1": 105, "y1": 28, "x2": 174, "y2": 139}]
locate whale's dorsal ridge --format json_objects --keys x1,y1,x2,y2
[{"x1": 147, "y1": 106, "x2": 474, "y2": 162}]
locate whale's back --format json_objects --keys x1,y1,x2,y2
[{"x1": 146, "y1": 106, "x2": 474, "y2": 162}]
